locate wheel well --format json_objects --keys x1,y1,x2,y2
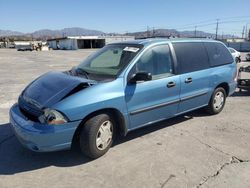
[
  {"x1": 216, "y1": 82, "x2": 229, "y2": 96},
  {"x1": 71, "y1": 108, "x2": 127, "y2": 149}
]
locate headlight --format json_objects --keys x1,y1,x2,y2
[
  {"x1": 241, "y1": 81, "x2": 246, "y2": 85},
  {"x1": 39, "y1": 108, "x2": 68, "y2": 125}
]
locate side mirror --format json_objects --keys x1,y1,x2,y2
[{"x1": 129, "y1": 71, "x2": 152, "y2": 83}]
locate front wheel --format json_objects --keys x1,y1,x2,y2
[
  {"x1": 79, "y1": 113, "x2": 115, "y2": 159},
  {"x1": 206, "y1": 87, "x2": 226, "y2": 115}
]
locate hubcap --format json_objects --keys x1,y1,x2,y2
[
  {"x1": 96, "y1": 120, "x2": 113, "y2": 150},
  {"x1": 213, "y1": 91, "x2": 224, "y2": 110}
]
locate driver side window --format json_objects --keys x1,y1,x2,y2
[{"x1": 135, "y1": 44, "x2": 174, "y2": 79}]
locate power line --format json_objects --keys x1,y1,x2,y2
[
  {"x1": 175, "y1": 22, "x2": 216, "y2": 30},
  {"x1": 176, "y1": 19, "x2": 250, "y2": 31},
  {"x1": 123, "y1": 20, "x2": 250, "y2": 35},
  {"x1": 156, "y1": 15, "x2": 250, "y2": 31},
  {"x1": 220, "y1": 19, "x2": 250, "y2": 24},
  {"x1": 118, "y1": 16, "x2": 250, "y2": 38},
  {"x1": 172, "y1": 19, "x2": 217, "y2": 28},
  {"x1": 161, "y1": 16, "x2": 250, "y2": 30},
  {"x1": 218, "y1": 15, "x2": 250, "y2": 21}
]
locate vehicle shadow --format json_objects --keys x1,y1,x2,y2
[
  {"x1": 231, "y1": 90, "x2": 250, "y2": 97},
  {"x1": 0, "y1": 123, "x2": 90, "y2": 175},
  {"x1": 0, "y1": 110, "x2": 205, "y2": 175}
]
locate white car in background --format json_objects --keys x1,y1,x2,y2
[
  {"x1": 246, "y1": 53, "x2": 250, "y2": 61},
  {"x1": 228, "y1": 47, "x2": 241, "y2": 63}
]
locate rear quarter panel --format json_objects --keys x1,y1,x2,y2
[{"x1": 209, "y1": 62, "x2": 237, "y2": 96}]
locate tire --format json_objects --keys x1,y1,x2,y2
[
  {"x1": 206, "y1": 87, "x2": 226, "y2": 115},
  {"x1": 79, "y1": 113, "x2": 115, "y2": 159}
]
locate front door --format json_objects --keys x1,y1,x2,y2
[{"x1": 125, "y1": 44, "x2": 181, "y2": 130}]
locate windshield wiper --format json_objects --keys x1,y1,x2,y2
[{"x1": 76, "y1": 68, "x2": 89, "y2": 79}]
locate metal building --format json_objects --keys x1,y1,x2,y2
[{"x1": 47, "y1": 36, "x2": 135, "y2": 50}]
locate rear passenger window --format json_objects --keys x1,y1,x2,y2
[
  {"x1": 173, "y1": 42, "x2": 209, "y2": 74},
  {"x1": 204, "y1": 42, "x2": 233, "y2": 67}
]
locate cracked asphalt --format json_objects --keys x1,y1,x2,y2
[{"x1": 0, "y1": 49, "x2": 250, "y2": 188}]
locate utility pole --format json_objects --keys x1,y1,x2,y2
[
  {"x1": 147, "y1": 26, "x2": 150, "y2": 38},
  {"x1": 245, "y1": 25, "x2": 248, "y2": 39},
  {"x1": 152, "y1": 27, "x2": 155, "y2": 37},
  {"x1": 194, "y1": 26, "x2": 197, "y2": 38},
  {"x1": 248, "y1": 29, "x2": 250, "y2": 41},
  {"x1": 242, "y1": 26, "x2": 245, "y2": 39},
  {"x1": 215, "y1": 19, "x2": 219, "y2": 40}
]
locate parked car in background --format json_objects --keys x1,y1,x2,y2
[
  {"x1": 246, "y1": 53, "x2": 250, "y2": 61},
  {"x1": 17, "y1": 45, "x2": 33, "y2": 51},
  {"x1": 238, "y1": 65, "x2": 250, "y2": 92},
  {"x1": 228, "y1": 47, "x2": 241, "y2": 63},
  {"x1": 10, "y1": 39, "x2": 237, "y2": 159}
]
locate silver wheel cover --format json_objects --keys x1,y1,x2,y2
[
  {"x1": 96, "y1": 120, "x2": 113, "y2": 150},
  {"x1": 213, "y1": 91, "x2": 224, "y2": 110}
]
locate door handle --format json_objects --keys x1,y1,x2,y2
[
  {"x1": 167, "y1": 81, "x2": 176, "y2": 88},
  {"x1": 185, "y1": 77, "x2": 192, "y2": 83}
]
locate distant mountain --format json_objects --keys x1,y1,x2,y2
[
  {"x1": 128, "y1": 29, "x2": 235, "y2": 39},
  {"x1": 0, "y1": 27, "x2": 235, "y2": 39},
  {"x1": 0, "y1": 29, "x2": 23, "y2": 37},
  {"x1": 29, "y1": 27, "x2": 105, "y2": 38},
  {"x1": 0, "y1": 27, "x2": 105, "y2": 39}
]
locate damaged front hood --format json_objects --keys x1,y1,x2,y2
[{"x1": 22, "y1": 71, "x2": 96, "y2": 108}]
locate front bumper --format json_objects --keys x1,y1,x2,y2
[
  {"x1": 9, "y1": 104, "x2": 81, "y2": 152},
  {"x1": 238, "y1": 85, "x2": 250, "y2": 90}
]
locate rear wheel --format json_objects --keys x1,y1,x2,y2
[
  {"x1": 79, "y1": 113, "x2": 115, "y2": 159},
  {"x1": 206, "y1": 87, "x2": 226, "y2": 115}
]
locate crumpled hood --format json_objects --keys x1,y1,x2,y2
[{"x1": 22, "y1": 71, "x2": 96, "y2": 108}]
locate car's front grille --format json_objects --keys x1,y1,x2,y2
[
  {"x1": 19, "y1": 108, "x2": 39, "y2": 122},
  {"x1": 238, "y1": 79, "x2": 250, "y2": 86},
  {"x1": 18, "y1": 96, "x2": 43, "y2": 122}
]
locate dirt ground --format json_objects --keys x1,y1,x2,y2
[{"x1": 0, "y1": 48, "x2": 250, "y2": 188}]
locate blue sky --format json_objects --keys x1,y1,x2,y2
[{"x1": 1, "y1": 0, "x2": 250, "y2": 36}]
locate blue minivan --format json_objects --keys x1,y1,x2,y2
[{"x1": 10, "y1": 39, "x2": 237, "y2": 158}]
